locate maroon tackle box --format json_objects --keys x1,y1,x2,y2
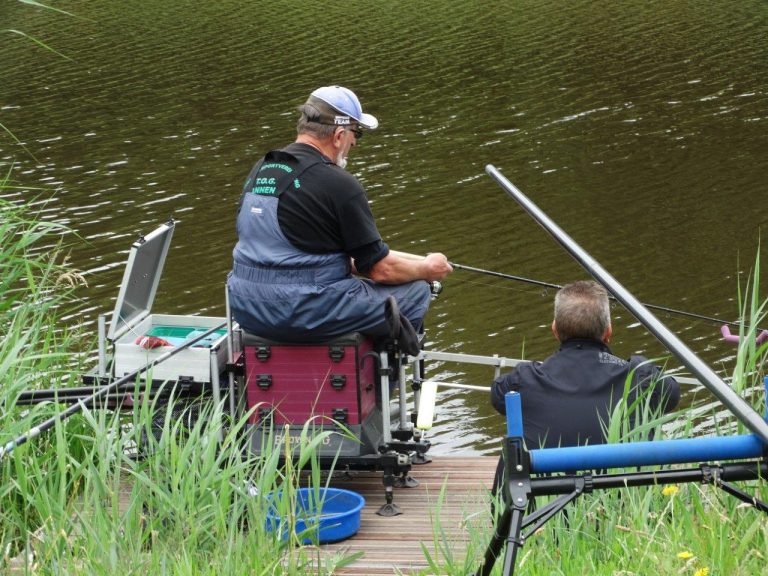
[
  {"x1": 244, "y1": 333, "x2": 377, "y2": 428},
  {"x1": 243, "y1": 332, "x2": 382, "y2": 458}
]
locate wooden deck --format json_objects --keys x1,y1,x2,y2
[
  {"x1": 314, "y1": 455, "x2": 497, "y2": 575},
  {"x1": 9, "y1": 456, "x2": 497, "y2": 575}
]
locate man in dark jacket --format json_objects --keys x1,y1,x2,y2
[{"x1": 490, "y1": 280, "x2": 680, "y2": 489}]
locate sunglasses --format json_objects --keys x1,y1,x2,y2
[{"x1": 345, "y1": 125, "x2": 363, "y2": 140}]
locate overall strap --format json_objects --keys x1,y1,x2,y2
[{"x1": 238, "y1": 148, "x2": 330, "y2": 213}]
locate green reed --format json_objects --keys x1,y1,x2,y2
[
  {"x1": 3, "y1": 391, "x2": 355, "y2": 574},
  {"x1": 1, "y1": 193, "x2": 85, "y2": 567}
]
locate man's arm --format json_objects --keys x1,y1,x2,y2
[
  {"x1": 633, "y1": 358, "x2": 681, "y2": 413},
  {"x1": 362, "y1": 250, "x2": 453, "y2": 284},
  {"x1": 490, "y1": 371, "x2": 522, "y2": 415}
]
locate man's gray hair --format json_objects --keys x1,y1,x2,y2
[
  {"x1": 296, "y1": 103, "x2": 338, "y2": 139},
  {"x1": 553, "y1": 280, "x2": 611, "y2": 342}
]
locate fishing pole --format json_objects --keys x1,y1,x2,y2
[
  {"x1": 449, "y1": 262, "x2": 760, "y2": 330},
  {"x1": 485, "y1": 164, "x2": 768, "y2": 445},
  {"x1": 393, "y1": 250, "x2": 757, "y2": 330},
  {"x1": 0, "y1": 320, "x2": 227, "y2": 461}
]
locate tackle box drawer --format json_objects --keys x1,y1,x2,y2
[{"x1": 244, "y1": 333, "x2": 376, "y2": 426}]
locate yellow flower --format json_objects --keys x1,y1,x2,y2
[
  {"x1": 662, "y1": 485, "x2": 680, "y2": 497},
  {"x1": 693, "y1": 568, "x2": 710, "y2": 576},
  {"x1": 677, "y1": 551, "x2": 694, "y2": 559}
]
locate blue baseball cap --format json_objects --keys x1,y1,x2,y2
[{"x1": 306, "y1": 86, "x2": 379, "y2": 130}]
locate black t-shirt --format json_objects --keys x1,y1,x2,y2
[{"x1": 275, "y1": 143, "x2": 388, "y2": 273}]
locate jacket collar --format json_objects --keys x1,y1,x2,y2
[{"x1": 558, "y1": 337, "x2": 611, "y2": 353}]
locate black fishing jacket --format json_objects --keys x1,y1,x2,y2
[{"x1": 490, "y1": 338, "x2": 681, "y2": 450}]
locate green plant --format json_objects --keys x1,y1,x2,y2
[
  {"x1": 1, "y1": 198, "x2": 361, "y2": 574},
  {"x1": 730, "y1": 247, "x2": 768, "y2": 415},
  {"x1": 1, "y1": 193, "x2": 88, "y2": 558}
]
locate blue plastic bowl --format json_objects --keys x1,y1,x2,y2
[{"x1": 265, "y1": 487, "x2": 365, "y2": 544}]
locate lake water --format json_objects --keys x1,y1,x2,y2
[{"x1": 3, "y1": 0, "x2": 767, "y2": 455}]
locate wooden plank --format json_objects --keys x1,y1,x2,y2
[{"x1": 316, "y1": 455, "x2": 497, "y2": 575}]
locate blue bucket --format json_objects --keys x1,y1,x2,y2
[{"x1": 265, "y1": 487, "x2": 365, "y2": 544}]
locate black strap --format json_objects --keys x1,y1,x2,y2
[{"x1": 237, "y1": 148, "x2": 329, "y2": 214}]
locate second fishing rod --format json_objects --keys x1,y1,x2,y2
[
  {"x1": 448, "y1": 261, "x2": 763, "y2": 331},
  {"x1": 391, "y1": 249, "x2": 754, "y2": 329}
]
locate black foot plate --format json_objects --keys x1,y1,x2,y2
[
  {"x1": 411, "y1": 452, "x2": 432, "y2": 465},
  {"x1": 394, "y1": 475, "x2": 420, "y2": 488},
  {"x1": 377, "y1": 502, "x2": 403, "y2": 517}
]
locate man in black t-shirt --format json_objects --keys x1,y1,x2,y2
[
  {"x1": 490, "y1": 280, "x2": 680, "y2": 490},
  {"x1": 228, "y1": 86, "x2": 453, "y2": 342}
]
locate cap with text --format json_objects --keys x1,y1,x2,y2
[{"x1": 304, "y1": 85, "x2": 379, "y2": 129}]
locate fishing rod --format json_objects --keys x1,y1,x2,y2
[
  {"x1": 0, "y1": 320, "x2": 227, "y2": 461},
  {"x1": 449, "y1": 262, "x2": 762, "y2": 331},
  {"x1": 393, "y1": 250, "x2": 758, "y2": 330},
  {"x1": 485, "y1": 164, "x2": 768, "y2": 445}
]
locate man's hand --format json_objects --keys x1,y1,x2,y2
[{"x1": 422, "y1": 253, "x2": 453, "y2": 281}]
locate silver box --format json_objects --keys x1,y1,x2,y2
[{"x1": 106, "y1": 221, "x2": 227, "y2": 383}]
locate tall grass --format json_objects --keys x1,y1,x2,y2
[
  {"x1": 1, "y1": 192, "x2": 88, "y2": 558},
  {"x1": 422, "y1": 250, "x2": 768, "y2": 575},
  {"x1": 730, "y1": 250, "x2": 768, "y2": 422},
  {"x1": 1, "y1": 197, "x2": 355, "y2": 574}
]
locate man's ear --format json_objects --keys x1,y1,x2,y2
[
  {"x1": 332, "y1": 126, "x2": 345, "y2": 148},
  {"x1": 551, "y1": 321, "x2": 558, "y2": 340},
  {"x1": 603, "y1": 324, "x2": 613, "y2": 344}
]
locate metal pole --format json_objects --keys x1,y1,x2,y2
[
  {"x1": 97, "y1": 314, "x2": 107, "y2": 377},
  {"x1": 485, "y1": 164, "x2": 768, "y2": 444}
]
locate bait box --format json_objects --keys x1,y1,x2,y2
[
  {"x1": 105, "y1": 221, "x2": 229, "y2": 384},
  {"x1": 112, "y1": 315, "x2": 228, "y2": 383}
]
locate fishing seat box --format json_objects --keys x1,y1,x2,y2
[
  {"x1": 106, "y1": 221, "x2": 229, "y2": 385},
  {"x1": 243, "y1": 332, "x2": 379, "y2": 458}
]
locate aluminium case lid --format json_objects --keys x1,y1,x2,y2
[{"x1": 107, "y1": 220, "x2": 175, "y2": 341}]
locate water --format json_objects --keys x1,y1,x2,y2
[{"x1": 3, "y1": 0, "x2": 767, "y2": 455}]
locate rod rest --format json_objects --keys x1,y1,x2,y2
[
  {"x1": 530, "y1": 434, "x2": 767, "y2": 474},
  {"x1": 530, "y1": 460, "x2": 768, "y2": 496}
]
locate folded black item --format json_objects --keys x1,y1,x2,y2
[{"x1": 384, "y1": 296, "x2": 421, "y2": 357}]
